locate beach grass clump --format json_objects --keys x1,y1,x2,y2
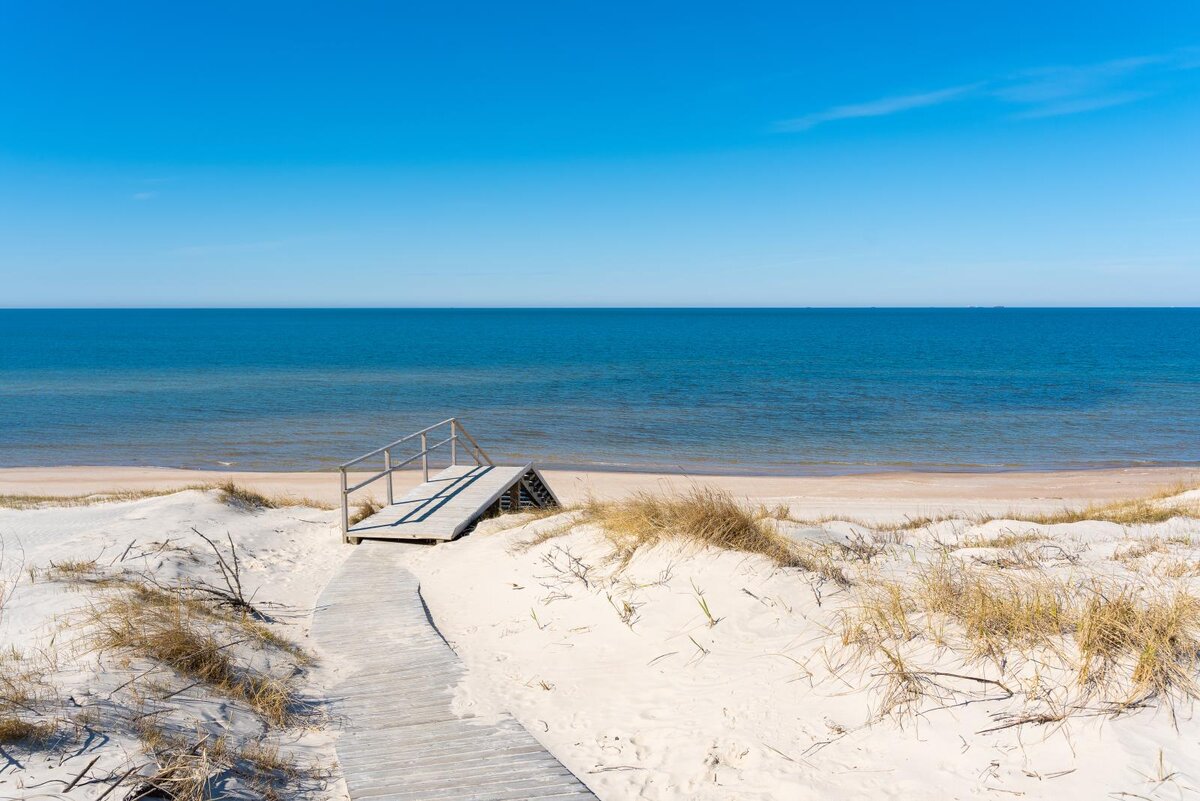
[
  {"x1": 0, "y1": 716, "x2": 55, "y2": 745},
  {"x1": 215, "y1": 481, "x2": 279, "y2": 510},
  {"x1": 0, "y1": 486, "x2": 212, "y2": 510},
  {"x1": 347, "y1": 496, "x2": 382, "y2": 526},
  {"x1": 581, "y1": 488, "x2": 850, "y2": 585},
  {"x1": 214, "y1": 481, "x2": 331, "y2": 511},
  {"x1": 42, "y1": 557, "x2": 103, "y2": 581},
  {"x1": 1112, "y1": 537, "x2": 1170, "y2": 563},
  {"x1": 841, "y1": 560, "x2": 1200, "y2": 712},
  {"x1": 1010, "y1": 495, "x2": 1200, "y2": 527},
  {"x1": 0, "y1": 647, "x2": 57, "y2": 746},
  {"x1": 1, "y1": 482, "x2": 333, "y2": 512},
  {"x1": 583, "y1": 488, "x2": 790, "y2": 563},
  {"x1": 132, "y1": 720, "x2": 311, "y2": 801},
  {"x1": 131, "y1": 722, "x2": 224, "y2": 801},
  {"x1": 955, "y1": 530, "x2": 1045, "y2": 550},
  {"x1": 84, "y1": 582, "x2": 306, "y2": 728}
]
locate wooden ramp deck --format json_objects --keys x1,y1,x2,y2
[
  {"x1": 314, "y1": 543, "x2": 598, "y2": 801},
  {"x1": 347, "y1": 463, "x2": 555, "y2": 542}
]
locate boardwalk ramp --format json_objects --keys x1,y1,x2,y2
[
  {"x1": 339, "y1": 419, "x2": 559, "y2": 544},
  {"x1": 315, "y1": 543, "x2": 598, "y2": 800}
]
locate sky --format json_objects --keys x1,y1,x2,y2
[{"x1": 1, "y1": 1, "x2": 1198, "y2": 307}]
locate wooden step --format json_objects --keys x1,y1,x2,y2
[{"x1": 348, "y1": 463, "x2": 549, "y2": 542}]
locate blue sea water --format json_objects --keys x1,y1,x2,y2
[{"x1": 0, "y1": 308, "x2": 1197, "y2": 474}]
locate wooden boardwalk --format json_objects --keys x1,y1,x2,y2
[
  {"x1": 313, "y1": 543, "x2": 598, "y2": 801},
  {"x1": 348, "y1": 464, "x2": 552, "y2": 542}
]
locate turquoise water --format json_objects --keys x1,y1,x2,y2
[{"x1": 1, "y1": 308, "x2": 1197, "y2": 473}]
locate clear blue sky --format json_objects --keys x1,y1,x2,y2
[{"x1": 2, "y1": 1, "x2": 1198, "y2": 307}]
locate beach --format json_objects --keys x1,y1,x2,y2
[
  {"x1": 3, "y1": 465, "x2": 1199, "y2": 798},
  {"x1": 3, "y1": 464, "x2": 1194, "y2": 519},
  {"x1": 7, "y1": 4, "x2": 1198, "y2": 797}
]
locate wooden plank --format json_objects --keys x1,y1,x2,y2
[
  {"x1": 349, "y1": 463, "x2": 531, "y2": 541},
  {"x1": 312, "y1": 544, "x2": 599, "y2": 801}
]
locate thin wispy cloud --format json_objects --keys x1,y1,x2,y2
[
  {"x1": 131, "y1": 191, "x2": 158, "y2": 201},
  {"x1": 995, "y1": 55, "x2": 1167, "y2": 104},
  {"x1": 1013, "y1": 91, "x2": 1152, "y2": 120},
  {"x1": 774, "y1": 84, "x2": 979, "y2": 131},
  {"x1": 776, "y1": 46, "x2": 1200, "y2": 132}
]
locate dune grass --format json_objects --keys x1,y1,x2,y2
[
  {"x1": 0, "y1": 481, "x2": 332, "y2": 511},
  {"x1": 214, "y1": 481, "x2": 331, "y2": 511},
  {"x1": 583, "y1": 488, "x2": 798, "y2": 565},
  {"x1": 48, "y1": 542, "x2": 314, "y2": 730},
  {"x1": 1015, "y1": 496, "x2": 1200, "y2": 526},
  {"x1": 347, "y1": 495, "x2": 382, "y2": 526},
  {"x1": 0, "y1": 716, "x2": 55, "y2": 745},
  {"x1": 28, "y1": 532, "x2": 318, "y2": 798},
  {"x1": 770, "y1": 482, "x2": 1199, "y2": 533},
  {"x1": 132, "y1": 719, "x2": 314, "y2": 801},
  {"x1": 0, "y1": 647, "x2": 56, "y2": 746},
  {"x1": 841, "y1": 559, "x2": 1200, "y2": 710},
  {"x1": 955, "y1": 530, "x2": 1045, "y2": 550},
  {"x1": 84, "y1": 585, "x2": 304, "y2": 727},
  {"x1": 580, "y1": 488, "x2": 850, "y2": 585},
  {"x1": 0, "y1": 486, "x2": 212, "y2": 510}
]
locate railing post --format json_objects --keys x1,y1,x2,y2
[
  {"x1": 421, "y1": 432, "x2": 429, "y2": 482},
  {"x1": 450, "y1": 419, "x2": 457, "y2": 465},
  {"x1": 339, "y1": 467, "x2": 349, "y2": 539},
  {"x1": 385, "y1": 449, "x2": 393, "y2": 506}
]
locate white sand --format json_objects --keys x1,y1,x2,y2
[
  {"x1": 2, "y1": 469, "x2": 1199, "y2": 799},
  {"x1": 404, "y1": 509, "x2": 1200, "y2": 800},
  {"x1": 2, "y1": 464, "x2": 1195, "y2": 515},
  {"x1": 0, "y1": 490, "x2": 353, "y2": 798}
]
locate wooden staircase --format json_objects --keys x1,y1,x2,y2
[{"x1": 339, "y1": 419, "x2": 559, "y2": 544}]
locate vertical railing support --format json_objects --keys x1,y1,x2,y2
[
  {"x1": 338, "y1": 419, "x2": 487, "y2": 540},
  {"x1": 421, "y1": 432, "x2": 429, "y2": 482},
  {"x1": 339, "y1": 467, "x2": 349, "y2": 539},
  {"x1": 385, "y1": 449, "x2": 394, "y2": 506}
]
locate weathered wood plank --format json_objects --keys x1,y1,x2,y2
[
  {"x1": 313, "y1": 543, "x2": 598, "y2": 801},
  {"x1": 348, "y1": 464, "x2": 532, "y2": 541}
]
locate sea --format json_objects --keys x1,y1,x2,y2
[{"x1": 1, "y1": 308, "x2": 1197, "y2": 474}]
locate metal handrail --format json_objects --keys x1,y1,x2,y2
[{"x1": 338, "y1": 418, "x2": 495, "y2": 536}]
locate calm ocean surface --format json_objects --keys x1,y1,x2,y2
[{"x1": 1, "y1": 309, "x2": 1197, "y2": 474}]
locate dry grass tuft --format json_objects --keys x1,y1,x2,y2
[
  {"x1": 0, "y1": 482, "x2": 333, "y2": 512},
  {"x1": 0, "y1": 647, "x2": 58, "y2": 746},
  {"x1": 0, "y1": 716, "x2": 55, "y2": 745},
  {"x1": 584, "y1": 489, "x2": 792, "y2": 564},
  {"x1": 0, "y1": 486, "x2": 212, "y2": 510},
  {"x1": 764, "y1": 483, "x2": 1199, "y2": 536},
  {"x1": 1014, "y1": 496, "x2": 1200, "y2": 526},
  {"x1": 214, "y1": 482, "x2": 331, "y2": 511},
  {"x1": 842, "y1": 559, "x2": 1200, "y2": 712},
  {"x1": 84, "y1": 584, "x2": 305, "y2": 727},
  {"x1": 347, "y1": 496, "x2": 382, "y2": 526},
  {"x1": 957, "y1": 530, "x2": 1044, "y2": 550},
  {"x1": 215, "y1": 481, "x2": 278, "y2": 510},
  {"x1": 1158, "y1": 559, "x2": 1200, "y2": 579},
  {"x1": 581, "y1": 488, "x2": 850, "y2": 585},
  {"x1": 43, "y1": 557, "x2": 102, "y2": 580},
  {"x1": 1113, "y1": 538, "x2": 1169, "y2": 563},
  {"x1": 132, "y1": 720, "x2": 312, "y2": 801}
]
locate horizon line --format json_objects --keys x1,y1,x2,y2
[{"x1": 2, "y1": 305, "x2": 1199, "y2": 311}]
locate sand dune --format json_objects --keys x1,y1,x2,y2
[{"x1": 2, "y1": 473, "x2": 1199, "y2": 799}]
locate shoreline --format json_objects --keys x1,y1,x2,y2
[{"x1": 3, "y1": 463, "x2": 1196, "y2": 521}]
